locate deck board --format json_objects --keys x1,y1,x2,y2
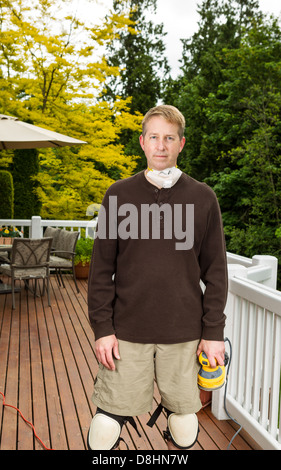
[{"x1": 0, "y1": 273, "x2": 256, "y2": 451}]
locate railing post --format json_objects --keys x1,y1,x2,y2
[
  {"x1": 30, "y1": 216, "x2": 42, "y2": 238},
  {"x1": 252, "y1": 255, "x2": 278, "y2": 289},
  {"x1": 211, "y1": 264, "x2": 247, "y2": 420}
]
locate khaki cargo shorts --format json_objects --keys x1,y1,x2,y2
[{"x1": 92, "y1": 339, "x2": 202, "y2": 416}]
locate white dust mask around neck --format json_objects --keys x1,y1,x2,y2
[{"x1": 146, "y1": 166, "x2": 182, "y2": 188}]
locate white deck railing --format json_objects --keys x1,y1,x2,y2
[
  {"x1": 213, "y1": 254, "x2": 281, "y2": 450},
  {"x1": 1, "y1": 217, "x2": 280, "y2": 449},
  {"x1": 0, "y1": 216, "x2": 97, "y2": 238}
]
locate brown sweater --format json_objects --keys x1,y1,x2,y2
[{"x1": 88, "y1": 170, "x2": 228, "y2": 344}]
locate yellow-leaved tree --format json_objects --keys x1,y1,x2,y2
[{"x1": 0, "y1": 0, "x2": 142, "y2": 219}]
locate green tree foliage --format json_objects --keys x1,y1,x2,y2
[
  {"x1": 0, "y1": 170, "x2": 14, "y2": 218},
  {"x1": 163, "y1": 0, "x2": 263, "y2": 181},
  {"x1": 104, "y1": 0, "x2": 169, "y2": 113},
  {"x1": 102, "y1": 0, "x2": 170, "y2": 170},
  {"x1": 181, "y1": 0, "x2": 262, "y2": 83},
  {"x1": 1, "y1": 0, "x2": 281, "y2": 284},
  {"x1": 12, "y1": 148, "x2": 41, "y2": 219},
  {"x1": 0, "y1": 0, "x2": 142, "y2": 219},
  {"x1": 163, "y1": 1, "x2": 281, "y2": 282},
  {"x1": 205, "y1": 19, "x2": 281, "y2": 265}
]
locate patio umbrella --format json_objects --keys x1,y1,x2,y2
[{"x1": 0, "y1": 114, "x2": 87, "y2": 149}]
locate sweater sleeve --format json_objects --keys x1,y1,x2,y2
[
  {"x1": 199, "y1": 190, "x2": 228, "y2": 341},
  {"x1": 87, "y1": 189, "x2": 118, "y2": 340}
]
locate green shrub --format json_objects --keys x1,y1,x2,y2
[
  {"x1": 12, "y1": 148, "x2": 41, "y2": 219},
  {"x1": 0, "y1": 170, "x2": 14, "y2": 218},
  {"x1": 74, "y1": 237, "x2": 94, "y2": 266}
]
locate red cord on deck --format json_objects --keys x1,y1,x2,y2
[{"x1": 0, "y1": 391, "x2": 53, "y2": 450}]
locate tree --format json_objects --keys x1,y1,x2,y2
[
  {"x1": 101, "y1": 0, "x2": 170, "y2": 170},
  {"x1": 0, "y1": 0, "x2": 142, "y2": 219},
  {"x1": 12, "y1": 148, "x2": 41, "y2": 220},
  {"x1": 103, "y1": 0, "x2": 169, "y2": 114},
  {"x1": 162, "y1": 0, "x2": 281, "y2": 283},
  {"x1": 205, "y1": 17, "x2": 281, "y2": 267},
  {"x1": 180, "y1": 0, "x2": 262, "y2": 83},
  {"x1": 163, "y1": 0, "x2": 263, "y2": 181},
  {"x1": 0, "y1": 170, "x2": 14, "y2": 218}
]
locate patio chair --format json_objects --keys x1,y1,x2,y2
[
  {"x1": 43, "y1": 226, "x2": 61, "y2": 252},
  {"x1": 46, "y1": 228, "x2": 80, "y2": 293},
  {"x1": 0, "y1": 237, "x2": 53, "y2": 309}
]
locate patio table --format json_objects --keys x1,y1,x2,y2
[
  {"x1": 0, "y1": 244, "x2": 12, "y2": 251},
  {"x1": 0, "y1": 244, "x2": 20, "y2": 294}
]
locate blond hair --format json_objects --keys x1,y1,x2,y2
[{"x1": 142, "y1": 105, "x2": 185, "y2": 139}]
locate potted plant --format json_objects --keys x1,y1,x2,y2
[
  {"x1": 74, "y1": 237, "x2": 94, "y2": 279},
  {"x1": 0, "y1": 226, "x2": 23, "y2": 245}
]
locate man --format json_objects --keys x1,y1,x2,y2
[{"x1": 87, "y1": 105, "x2": 227, "y2": 450}]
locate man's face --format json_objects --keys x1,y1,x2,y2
[{"x1": 139, "y1": 116, "x2": 185, "y2": 171}]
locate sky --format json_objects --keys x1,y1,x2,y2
[{"x1": 72, "y1": 0, "x2": 281, "y2": 78}]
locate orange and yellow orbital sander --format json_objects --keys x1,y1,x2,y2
[
  {"x1": 198, "y1": 351, "x2": 229, "y2": 391},
  {"x1": 197, "y1": 339, "x2": 243, "y2": 449}
]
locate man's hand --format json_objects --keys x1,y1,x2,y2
[
  {"x1": 95, "y1": 334, "x2": 120, "y2": 371},
  {"x1": 197, "y1": 339, "x2": 225, "y2": 368}
]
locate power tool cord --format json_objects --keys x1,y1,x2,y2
[
  {"x1": 0, "y1": 391, "x2": 53, "y2": 450},
  {"x1": 223, "y1": 337, "x2": 243, "y2": 450}
]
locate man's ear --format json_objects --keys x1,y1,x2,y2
[
  {"x1": 139, "y1": 134, "x2": 145, "y2": 150},
  {"x1": 179, "y1": 137, "x2": 186, "y2": 152}
]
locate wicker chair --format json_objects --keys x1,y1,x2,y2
[
  {"x1": 0, "y1": 237, "x2": 53, "y2": 309},
  {"x1": 44, "y1": 226, "x2": 61, "y2": 252},
  {"x1": 44, "y1": 228, "x2": 79, "y2": 293}
]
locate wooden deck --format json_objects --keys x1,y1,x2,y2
[{"x1": 0, "y1": 273, "x2": 257, "y2": 451}]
